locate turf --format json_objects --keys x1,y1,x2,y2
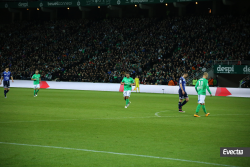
[{"x1": 0, "y1": 88, "x2": 250, "y2": 167}]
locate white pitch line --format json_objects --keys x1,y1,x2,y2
[
  {"x1": 160, "y1": 114, "x2": 250, "y2": 117},
  {"x1": 0, "y1": 142, "x2": 239, "y2": 167},
  {"x1": 155, "y1": 110, "x2": 176, "y2": 117},
  {"x1": 155, "y1": 112, "x2": 160, "y2": 117},
  {"x1": 209, "y1": 114, "x2": 250, "y2": 116}
]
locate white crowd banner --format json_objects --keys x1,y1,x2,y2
[{"x1": 1, "y1": 80, "x2": 250, "y2": 98}]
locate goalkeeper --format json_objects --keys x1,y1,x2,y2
[{"x1": 133, "y1": 76, "x2": 140, "y2": 93}]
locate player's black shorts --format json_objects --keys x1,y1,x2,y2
[
  {"x1": 3, "y1": 81, "x2": 10, "y2": 88},
  {"x1": 179, "y1": 89, "x2": 188, "y2": 99}
]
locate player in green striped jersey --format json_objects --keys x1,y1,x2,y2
[
  {"x1": 31, "y1": 70, "x2": 41, "y2": 97},
  {"x1": 121, "y1": 72, "x2": 135, "y2": 108},
  {"x1": 194, "y1": 72, "x2": 212, "y2": 117}
]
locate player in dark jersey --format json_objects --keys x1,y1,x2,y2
[
  {"x1": 0, "y1": 67, "x2": 14, "y2": 98},
  {"x1": 178, "y1": 72, "x2": 189, "y2": 112}
]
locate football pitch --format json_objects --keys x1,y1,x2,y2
[{"x1": 0, "y1": 88, "x2": 250, "y2": 167}]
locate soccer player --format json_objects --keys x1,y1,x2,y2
[
  {"x1": 0, "y1": 67, "x2": 14, "y2": 98},
  {"x1": 194, "y1": 72, "x2": 212, "y2": 117},
  {"x1": 134, "y1": 76, "x2": 140, "y2": 93},
  {"x1": 178, "y1": 72, "x2": 189, "y2": 113},
  {"x1": 31, "y1": 70, "x2": 41, "y2": 97},
  {"x1": 121, "y1": 72, "x2": 135, "y2": 108}
]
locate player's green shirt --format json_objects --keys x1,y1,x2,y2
[
  {"x1": 195, "y1": 78, "x2": 212, "y2": 95},
  {"x1": 122, "y1": 77, "x2": 134, "y2": 91},
  {"x1": 32, "y1": 74, "x2": 40, "y2": 85}
]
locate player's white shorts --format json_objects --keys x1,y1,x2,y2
[
  {"x1": 123, "y1": 90, "x2": 131, "y2": 97},
  {"x1": 198, "y1": 95, "x2": 206, "y2": 104},
  {"x1": 34, "y1": 84, "x2": 40, "y2": 89}
]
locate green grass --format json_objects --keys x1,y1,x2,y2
[{"x1": 0, "y1": 88, "x2": 250, "y2": 167}]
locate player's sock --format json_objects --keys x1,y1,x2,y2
[
  {"x1": 126, "y1": 99, "x2": 129, "y2": 105},
  {"x1": 138, "y1": 88, "x2": 140, "y2": 92},
  {"x1": 182, "y1": 100, "x2": 188, "y2": 106},
  {"x1": 36, "y1": 89, "x2": 39, "y2": 94},
  {"x1": 4, "y1": 90, "x2": 6, "y2": 97},
  {"x1": 196, "y1": 104, "x2": 202, "y2": 114},
  {"x1": 178, "y1": 102, "x2": 182, "y2": 111},
  {"x1": 202, "y1": 105, "x2": 207, "y2": 114},
  {"x1": 34, "y1": 90, "x2": 36, "y2": 96},
  {"x1": 6, "y1": 90, "x2": 9, "y2": 93}
]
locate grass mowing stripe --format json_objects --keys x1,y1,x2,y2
[
  {"x1": 0, "y1": 116, "x2": 188, "y2": 123},
  {"x1": 0, "y1": 114, "x2": 249, "y2": 124},
  {"x1": 0, "y1": 142, "x2": 239, "y2": 167}
]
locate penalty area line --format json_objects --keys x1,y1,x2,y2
[{"x1": 0, "y1": 142, "x2": 239, "y2": 167}]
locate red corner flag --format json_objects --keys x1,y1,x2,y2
[
  {"x1": 119, "y1": 84, "x2": 124, "y2": 92},
  {"x1": 215, "y1": 87, "x2": 231, "y2": 96},
  {"x1": 40, "y1": 81, "x2": 50, "y2": 89}
]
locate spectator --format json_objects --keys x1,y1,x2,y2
[
  {"x1": 192, "y1": 66, "x2": 196, "y2": 72},
  {"x1": 192, "y1": 77, "x2": 197, "y2": 86},
  {"x1": 174, "y1": 80, "x2": 178, "y2": 86},
  {"x1": 240, "y1": 79, "x2": 246, "y2": 86},
  {"x1": 208, "y1": 77, "x2": 214, "y2": 87},
  {"x1": 202, "y1": 67, "x2": 207, "y2": 72},
  {"x1": 168, "y1": 80, "x2": 175, "y2": 86},
  {"x1": 213, "y1": 78, "x2": 218, "y2": 87}
]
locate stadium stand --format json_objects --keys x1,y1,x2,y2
[{"x1": 1, "y1": 15, "x2": 250, "y2": 85}]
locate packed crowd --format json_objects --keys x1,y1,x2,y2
[{"x1": 1, "y1": 15, "x2": 250, "y2": 85}]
